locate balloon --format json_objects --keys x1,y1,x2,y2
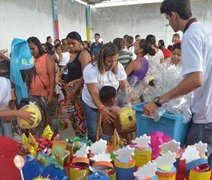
[
  {"x1": 119, "y1": 107, "x2": 136, "y2": 129},
  {"x1": 13, "y1": 155, "x2": 25, "y2": 169},
  {"x1": 17, "y1": 101, "x2": 42, "y2": 129}
]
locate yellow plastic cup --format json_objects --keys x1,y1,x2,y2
[
  {"x1": 156, "y1": 167, "x2": 176, "y2": 180},
  {"x1": 134, "y1": 147, "x2": 152, "y2": 167},
  {"x1": 189, "y1": 169, "x2": 211, "y2": 180},
  {"x1": 69, "y1": 157, "x2": 90, "y2": 180}
]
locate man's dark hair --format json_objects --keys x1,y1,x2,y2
[
  {"x1": 160, "y1": 0, "x2": 192, "y2": 20},
  {"x1": 123, "y1": 34, "x2": 128, "y2": 39},
  {"x1": 99, "y1": 86, "x2": 116, "y2": 104},
  {"x1": 46, "y1": 36, "x2": 51, "y2": 42},
  {"x1": 95, "y1": 33, "x2": 100, "y2": 37},
  {"x1": 126, "y1": 36, "x2": 134, "y2": 45},
  {"x1": 113, "y1": 38, "x2": 124, "y2": 51},
  {"x1": 173, "y1": 33, "x2": 180, "y2": 39},
  {"x1": 135, "y1": 34, "x2": 140, "y2": 39}
]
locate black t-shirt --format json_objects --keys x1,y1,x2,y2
[{"x1": 65, "y1": 50, "x2": 82, "y2": 83}]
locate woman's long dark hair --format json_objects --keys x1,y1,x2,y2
[
  {"x1": 20, "y1": 67, "x2": 35, "y2": 89},
  {"x1": 139, "y1": 39, "x2": 156, "y2": 56},
  {"x1": 27, "y1": 36, "x2": 45, "y2": 56},
  {"x1": 66, "y1": 31, "x2": 82, "y2": 43},
  {"x1": 145, "y1": 34, "x2": 157, "y2": 56},
  {"x1": 26, "y1": 36, "x2": 45, "y2": 88}
]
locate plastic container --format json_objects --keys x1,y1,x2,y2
[
  {"x1": 93, "y1": 161, "x2": 116, "y2": 180},
  {"x1": 69, "y1": 157, "x2": 90, "y2": 180},
  {"x1": 189, "y1": 169, "x2": 211, "y2": 180},
  {"x1": 133, "y1": 103, "x2": 191, "y2": 145},
  {"x1": 134, "y1": 147, "x2": 152, "y2": 167},
  {"x1": 156, "y1": 167, "x2": 176, "y2": 180},
  {"x1": 114, "y1": 159, "x2": 135, "y2": 180}
]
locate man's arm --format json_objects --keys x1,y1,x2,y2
[
  {"x1": 160, "y1": 71, "x2": 202, "y2": 103},
  {"x1": 143, "y1": 71, "x2": 202, "y2": 117}
]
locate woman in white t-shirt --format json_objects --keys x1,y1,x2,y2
[
  {"x1": 82, "y1": 42, "x2": 127, "y2": 142},
  {"x1": 146, "y1": 34, "x2": 164, "y2": 65}
]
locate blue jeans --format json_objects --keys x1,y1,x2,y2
[
  {"x1": 186, "y1": 122, "x2": 212, "y2": 168},
  {"x1": 83, "y1": 101, "x2": 98, "y2": 143},
  {"x1": 0, "y1": 120, "x2": 13, "y2": 138}
]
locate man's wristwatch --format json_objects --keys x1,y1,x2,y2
[{"x1": 153, "y1": 96, "x2": 162, "y2": 107}]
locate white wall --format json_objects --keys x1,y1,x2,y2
[
  {"x1": 1, "y1": 0, "x2": 212, "y2": 52},
  {"x1": 91, "y1": 0, "x2": 212, "y2": 46},
  {"x1": 58, "y1": 0, "x2": 87, "y2": 40},
  {"x1": 0, "y1": 0, "x2": 87, "y2": 51},
  {"x1": 0, "y1": 0, "x2": 53, "y2": 51}
]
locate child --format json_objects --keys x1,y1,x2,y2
[
  {"x1": 170, "y1": 42, "x2": 181, "y2": 65},
  {"x1": 99, "y1": 86, "x2": 118, "y2": 141},
  {"x1": 98, "y1": 86, "x2": 135, "y2": 143}
]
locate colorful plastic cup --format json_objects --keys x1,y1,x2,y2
[
  {"x1": 134, "y1": 147, "x2": 152, "y2": 167},
  {"x1": 69, "y1": 157, "x2": 90, "y2": 180},
  {"x1": 93, "y1": 161, "x2": 116, "y2": 180},
  {"x1": 114, "y1": 159, "x2": 135, "y2": 180},
  {"x1": 189, "y1": 169, "x2": 211, "y2": 180},
  {"x1": 156, "y1": 167, "x2": 176, "y2": 180}
]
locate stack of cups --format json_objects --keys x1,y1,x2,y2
[{"x1": 114, "y1": 159, "x2": 135, "y2": 180}]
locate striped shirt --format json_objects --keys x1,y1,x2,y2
[{"x1": 118, "y1": 50, "x2": 133, "y2": 68}]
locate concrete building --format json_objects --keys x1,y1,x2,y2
[{"x1": 0, "y1": 0, "x2": 212, "y2": 51}]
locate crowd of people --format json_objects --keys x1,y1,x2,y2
[
  {"x1": 0, "y1": 0, "x2": 212, "y2": 167},
  {"x1": 0, "y1": 30, "x2": 179, "y2": 138}
]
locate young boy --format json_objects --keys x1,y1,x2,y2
[
  {"x1": 170, "y1": 42, "x2": 181, "y2": 65},
  {"x1": 98, "y1": 86, "x2": 135, "y2": 143},
  {"x1": 99, "y1": 86, "x2": 118, "y2": 141}
]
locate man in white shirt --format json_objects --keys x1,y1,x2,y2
[{"x1": 143, "y1": 0, "x2": 212, "y2": 167}]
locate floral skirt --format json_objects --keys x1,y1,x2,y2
[{"x1": 68, "y1": 92, "x2": 86, "y2": 136}]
